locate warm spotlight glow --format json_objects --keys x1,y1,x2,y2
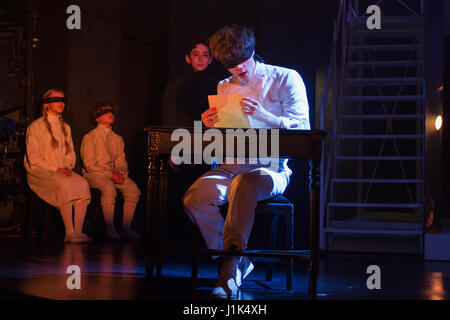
[
  {"x1": 425, "y1": 272, "x2": 446, "y2": 300},
  {"x1": 435, "y1": 116, "x2": 442, "y2": 131}
]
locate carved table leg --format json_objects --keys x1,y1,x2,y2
[
  {"x1": 155, "y1": 157, "x2": 169, "y2": 277},
  {"x1": 308, "y1": 159, "x2": 320, "y2": 299},
  {"x1": 146, "y1": 131, "x2": 161, "y2": 278}
]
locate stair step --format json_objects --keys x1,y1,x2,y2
[
  {"x1": 349, "y1": 44, "x2": 423, "y2": 52},
  {"x1": 338, "y1": 134, "x2": 423, "y2": 139},
  {"x1": 343, "y1": 95, "x2": 423, "y2": 101},
  {"x1": 345, "y1": 77, "x2": 423, "y2": 85},
  {"x1": 336, "y1": 156, "x2": 424, "y2": 160},
  {"x1": 328, "y1": 202, "x2": 423, "y2": 208},
  {"x1": 324, "y1": 228, "x2": 422, "y2": 235},
  {"x1": 341, "y1": 114, "x2": 424, "y2": 119},
  {"x1": 351, "y1": 29, "x2": 423, "y2": 37},
  {"x1": 348, "y1": 60, "x2": 424, "y2": 67},
  {"x1": 332, "y1": 178, "x2": 423, "y2": 183}
]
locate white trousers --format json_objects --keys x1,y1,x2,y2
[
  {"x1": 183, "y1": 164, "x2": 290, "y2": 251},
  {"x1": 83, "y1": 174, "x2": 141, "y2": 206}
]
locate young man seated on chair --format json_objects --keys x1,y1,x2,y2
[
  {"x1": 182, "y1": 25, "x2": 311, "y2": 299},
  {"x1": 81, "y1": 103, "x2": 141, "y2": 240}
]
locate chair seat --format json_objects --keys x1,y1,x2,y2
[
  {"x1": 219, "y1": 195, "x2": 292, "y2": 215},
  {"x1": 255, "y1": 195, "x2": 293, "y2": 215},
  {"x1": 25, "y1": 189, "x2": 64, "y2": 241},
  {"x1": 258, "y1": 195, "x2": 291, "y2": 204}
]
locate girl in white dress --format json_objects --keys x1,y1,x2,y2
[{"x1": 24, "y1": 89, "x2": 92, "y2": 243}]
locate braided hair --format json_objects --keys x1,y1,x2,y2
[{"x1": 42, "y1": 89, "x2": 71, "y2": 155}]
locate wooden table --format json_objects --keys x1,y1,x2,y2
[{"x1": 144, "y1": 125, "x2": 325, "y2": 299}]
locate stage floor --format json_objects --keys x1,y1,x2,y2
[{"x1": 0, "y1": 234, "x2": 449, "y2": 301}]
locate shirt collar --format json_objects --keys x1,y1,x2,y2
[
  {"x1": 248, "y1": 60, "x2": 261, "y2": 82},
  {"x1": 96, "y1": 124, "x2": 113, "y2": 133},
  {"x1": 47, "y1": 113, "x2": 60, "y2": 123},
  {"x1": 253, "y1": 60, "x2": 263, "y2": 76}
]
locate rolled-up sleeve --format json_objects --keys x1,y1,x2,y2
[{"x1": 278, "y1": 70, "x2": 311, "y2": 130}]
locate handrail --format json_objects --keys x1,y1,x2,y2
[
  {"x1": 352, "y1": 0, "x2": 424, "y2": 17},
  {"x1": 319, "y1": 0, "x2": 350, "y2": 249},
  {"x1": 319, "y1": 0, "x2": 424, "y2": 249},
  {"x1": 319, "y1": 0, "x2": 345, "y2": 132}
]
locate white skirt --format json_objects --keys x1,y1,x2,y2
[{"x1": 27, "y1": 168, "x2": 91, "y2": 209}]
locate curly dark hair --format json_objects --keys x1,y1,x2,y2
[
  {"x1": 208, "y1": 25, "x2": 255, "y2": 69},
  {"x1": 89, "y1": 102, "x2": 118, "y2": 125},
  {"x1": 184, "y1": 34, "x2": 210, "y2": 56}
]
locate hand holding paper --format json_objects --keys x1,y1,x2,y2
[
  {"x1": 241, "y1": 96, "x2": 282, "y2": 128},
  {"x1": 207, "y1": 94, "x2": 251, "y2": 128},
  {"x1": 201, "y1": 107, "x2": 219, "y2": 128}
]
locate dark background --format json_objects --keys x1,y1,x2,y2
[
  {"x1": 0, "y1": 0, "x2": 337, "y2": 248},
  {"x1": 1, "y1": 0, "x2": 448, "y2": 248}
]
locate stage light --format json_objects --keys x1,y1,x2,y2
[{"x1": 435, "y1": 115, "x2": 442, "y2": 131}]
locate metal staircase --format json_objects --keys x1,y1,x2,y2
[{"x1": 320, "y1": 0, "x2": 426, "y2": 253}]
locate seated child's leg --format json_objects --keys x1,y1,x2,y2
[
  {"x1": 60, "y1": 202, "x2": 75, "y2": 236},
  {"x1": 73, "y1": 198, "x2": 90, "y2": 234},
  {"x1": 91, "y1": 176, "x2": 119, "y2": 239},
  {"x1": 116, "y1": 177, "x2": 141, "y2": 239}
]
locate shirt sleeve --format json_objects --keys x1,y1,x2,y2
[
  {"x1": 114, "y1": 136, "x2": 129, "y2": 177},
  {"x1": 278, "y1": 70, "x2": 311, "y2": 130},
  {"x1": 80, "y1": 133, "x2": 114, "y2": 178},
  {"x1": 25, "y1": 123, "x2": 58, "y2": 172}
]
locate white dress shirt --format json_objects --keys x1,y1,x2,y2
[
  {"x1": 216, "y1": 61, "x2": 311, "y2": 173},
  {"x1": 217, "y1": 61, "x2": 311, "y2": 130},
  {"x1": 24, "y1": 114, "x2": 76, "y2": 172},
  {"x1": 81, "y1": 125, "x2": 128, "y2": 178}
]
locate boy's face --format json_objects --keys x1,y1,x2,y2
[
  {"x1": 96, "y1": 106, "x2": 115, "y2": 126},
  {"x1": 185, "y1": 43, "x2": 212, "y2": 72},
  {"x1": 227, "y1": 52, "x2": 256, "y2": 85}
]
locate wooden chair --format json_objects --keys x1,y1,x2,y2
[
  {"x1": 23, "y1": 189, "x2": 64, "y2": 242},
  {"x1": 187, "y1": 195, "x2": 294, "y2": 290}
]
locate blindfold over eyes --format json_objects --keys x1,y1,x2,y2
[
  {"x1": 41, "y1": 97, "x2": 66, "y2": 104},
  {"x1": 222, "y1": 50, "x2": 254, "y2": 69},
  {"x1": 96, "y1": 108, "x2": 114, "y2": 118}
]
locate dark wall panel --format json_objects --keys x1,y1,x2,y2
[
  {"x1": 66, "y1": 0, "x2": 123, "y2": 172},
  {"x1": 6, "y1": 0, "x2": 336, "y2": 245},
  {"x1": 33, "y1": 0, "x2": 70, "y2": 118}
]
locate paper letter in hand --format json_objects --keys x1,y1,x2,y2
[{"x1": 208, "y1": 94, "x2": 251, "y2": 128}]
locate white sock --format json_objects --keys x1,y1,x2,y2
[
  {"x1": 60, "y1": 203, "x2": 74, "y2": 235},
  {"x1": 122, "y1": 201, "x2": 137, "y2": 230},
  {"x1": 102, "y1": 204, "x2": 116, "y2": 232},
  {"x1": 74, "y1": 199, "x2": 89, "y2": 234}
]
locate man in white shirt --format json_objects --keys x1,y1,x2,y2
[
  {"x1": 81, "y1": 103, "x2": 141, "y2": 240},
  {"x1": 183, "y1": 25, "x2": 310, "y2": 299}
]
